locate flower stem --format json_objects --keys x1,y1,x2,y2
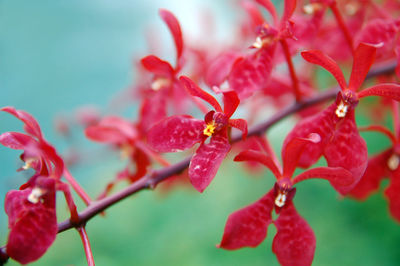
[
  {"x1": 280, "y1": 39, "x2": 301, "y2": 102},
  {"x1": 63, "y1": 167, "x2": 92, "y2": 206},
  {"x1": 77, "y1": 226, "x2": 95, "y2": 266},
  {"x1": 330, "y1": 2, "x2": 354, "y2": 54}
]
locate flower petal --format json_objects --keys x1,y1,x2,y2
[
  {"x1": 349, "y1": 150, "x2": 392, "y2": 200},
  {"x1": 147, "y1": 115, "x2": 205, "y2": 152},
  {"x1": 189, "y1": 132, "x2": 230, "y2": 192},
  {"x1": 293, "y1": 167, "x2": 355, "y2": 195},
  {"x1": 282, "y1": 102, "x2": 341, "y2": 169},
  {"x1": 5, "y1": 182, "x2": 57, "y2": 264},
  {"x1": 348, "y1": 43, "x2": 378, "y2": 91},
  {"x1": 323, "y1": 110, "x2": 368, "y2": 187},
  {"x1": 255, "y1": 0, "x2": 278, "y2": 26},
  {"x1": 219, "y1": 189, "x2": 274, "y2": 249},
  {"x1": 280, "y1": 0, "x2": 297, "y2": 28},
  {"x1": 139, "y1": 91, "x2": 168, "y2": 133},
  {"x1": 0, "y1": 132, "x2": 36, "y2": 150},
  {"x1": 205, "y1": 51, "x2": 240, "y2": 87},
  {"x1": 159, "y1": 9, "x2": 184, "y2": 62},
  {"x1": 234, "y1": 150, "x2": 281, "y2": 179},
  {"x1": 358, "y1": 83, "x2": 400, "y2": 101},
  {"x1": 180, "y1": 76, "x2": 222, "y2": 112},
  {"x1": 229, "y1": 119, "x2": 248, "y2": 140},
  {"x1": 282, "y1": 133, "x2": 321, "y2": 178},
  {"x1": 384, "y1": 168, "x2": 400, "y2": 222},
  {"x1": 272, "y1": 202, "x2": 316, "y2": 266},
  {"x1": 228, "y1": 46, "x2": 276, "y2": 99},
  {"x1": 223, "y1": 91, "x2": 240, "y2": 118},
  {"x1": 301, "y1": 50, "x2": 347, "y2": 90},
  {"x1": 1, "y1": 106, "x2": 42, "y2": 139},
  {"x1": 140, "y1": 55, "x2": 174, "y2": 78}
]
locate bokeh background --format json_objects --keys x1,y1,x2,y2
[{"x1": 1, "y1": 1, "x2": 400, "y2": 265}]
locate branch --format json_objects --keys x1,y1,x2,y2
[{"x1": 57, "y1": 60, "x2": 397, "y2": 232}]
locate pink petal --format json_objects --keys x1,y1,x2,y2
[
  {"x1": 1, "y1": 106, "x2": 43, "y2": 139},
  {"x1": 349, "y1": 150, "x2": 391, "y2": 200},
  {"x1": 272, "y1": 203, "x2": 316, "y2": 266},
  {"x1": 223, "y1": 91, "x2": 240, "y2": 118},
  {"x1": 159, "y1": 9, "x2": 184, "y2": 61},
  {"x1": 229, "y1": 119, "x2": 248, "y2": 140},
  {"x1": 189, "y1": 132, "x2": 230, "y2": 192},
  {"x1": 301, "y1": 50, "x2": 347, "y2": 90},
  {"x1": 147, "y1": 115, "x2": 205, "y2": 152},
  {"x1": 180, "y1": 76, "x2": 222, "y2": 112},
  {"x1": 282, "y1": 133, "x2": 321, "y2": 178},
  {"x1": 228, "y1": 46, "x2": 276, "y2": 100},
  {"x1": 348, "y1": 43, "x2": 377, "y2": 91},
  {"x1": 280, "y1": 0, "x2": 297, "y2": 28},
  {"x1": 242, "y1": 0, "x2": 265, "y2": 29},
  {"x1": 140, "y1": 55, "x2": 174, "y2": 78},
  {"x1": 218, "y1": 189, "x2": 274, "y2": 249},
  {"x1": 323, "y1": 110, "x2": 368, "y2": 188},
  {"x1": 356, "y1": 19, "x2": 399, "y2": 61},
  {"x1": 0, "y1": 132, "x2": 36, "y2": 150},
  {"x1": 85, "y1": 116, "x2": 137, "y2": 145},
  {"x1": 5, "y1": 182, "x2": 57, "y2": 264},
  {"x1": 234, "y1": 150, "x2": 281, "y2": 179},
  {"x1": 255, "y1": 0, "x2": 278, "y2": 26},
  {"x1": 138, "y1": 91, "x2": 168, "y2": 133},
  {"x1": 205, "y1": 50, "x2": 240, "y2": 87},
  {"x1": 384, "y1": 168, "x2": 400, "y2": 222},
  {"x1": 293, "y1": 167, "x2": 355, "y2": 195},
  {"x1": 358, "y1": 83, "x2": 400, "y2": 101}
]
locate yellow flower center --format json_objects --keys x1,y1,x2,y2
[
  {"x1": 275, "y1": 190, "x2": 287, "y2": 208},
  {"x1": 203, "y1": 122, "x2": 216, "y2": 137},
  {"x1": 387, "y1": 154, "x2": 399, "y2": 171},
  {"x1": 335, "y1": 101, "x2": 349, "y2": 118}
]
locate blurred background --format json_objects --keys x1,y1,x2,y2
[{"x1": 1, "y1": 0, "x2": 400, "y2": 265}]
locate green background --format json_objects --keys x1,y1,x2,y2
[{"x1": 1, "y1": 1, "x2": 399, "y2": 265}]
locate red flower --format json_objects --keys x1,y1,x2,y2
[
  {"x1": 349, "y1": 102, "x2": 400, "y2": 222},
  {"x1": 0, "y1": 107, "x2": 77, "y2": 264},
  {"x1": 147, "y1": 76, "x2": 247, "y2": 192},
  {"x1": 283, "y1": 43, "x2": 400, "y2": 191},
  {"x1": 219, "y1": 133, "x2": 353, "y2": 265}
]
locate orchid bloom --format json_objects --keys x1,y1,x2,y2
[
  {"x1": 147, "y1": 76, "x2": 247, "y2": 192},
  {"x1": 0, "y1": 107, "x2": 77, "y2": 264},
  {"x1": 283, "y1": 42, "x2": 400, "y2": 190},
  {"x1": 349, "y1": 101, "x2": 400, "y2": 222},
  {"x1": 219, "y1": 133, "x2": 353, "y2": 265}
]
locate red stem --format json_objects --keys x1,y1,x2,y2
[
  {"x1": 77, "y1": 226, "x2": 95, "y2": 266},
  {"x1": 63, "y1": 167, "x2": 92, "y2": 206},
  {"x1": 392, "y1": 100, "x2": 400, "y2": 140},
  {"x1": 280, "y1": 39, "x2": 301, "y2": 102},
  {"x1": 330, "y1": 2, "x2": 354, "y2": 54}
]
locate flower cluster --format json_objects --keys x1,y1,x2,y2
[{"x1": 2, "y1": 0, "x2": 400, "y2": 265}]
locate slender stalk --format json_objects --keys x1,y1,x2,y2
[
  {"x1": 63, "y1": 167, "x2": 92, "y2": 206},
  {"x1": 280, "y1": 39, "x2": 301, "y2": 102},
  {"x1": 330, "y1": 2, "x2": 354, "y2": 54},
  {"x1": 77, "y1": 226, "x2": 95, "y2": 266}
]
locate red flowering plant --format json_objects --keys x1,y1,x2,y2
[
  {"x1": 283, "y1": 42, "x2": 400, "y2": 189},
  {"x1": 0, "y1": 107, "x2": 93, "y2": 265},
  {"x1": 219, "y1": 133, "x2": 353, "y2": 265},
  {"x1": 147, "y1": 76, "x2": 247, "y2": 192},
  {"x1": 2, "y1": 1, "x2": 400, "y2": 265},
  {"x1": 349, "y1": 101, "x2": 400, "y2": 221}
]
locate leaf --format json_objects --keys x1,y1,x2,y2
[{"x1": 219, "y1": 190, "x2": 275, "y2": 249}]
